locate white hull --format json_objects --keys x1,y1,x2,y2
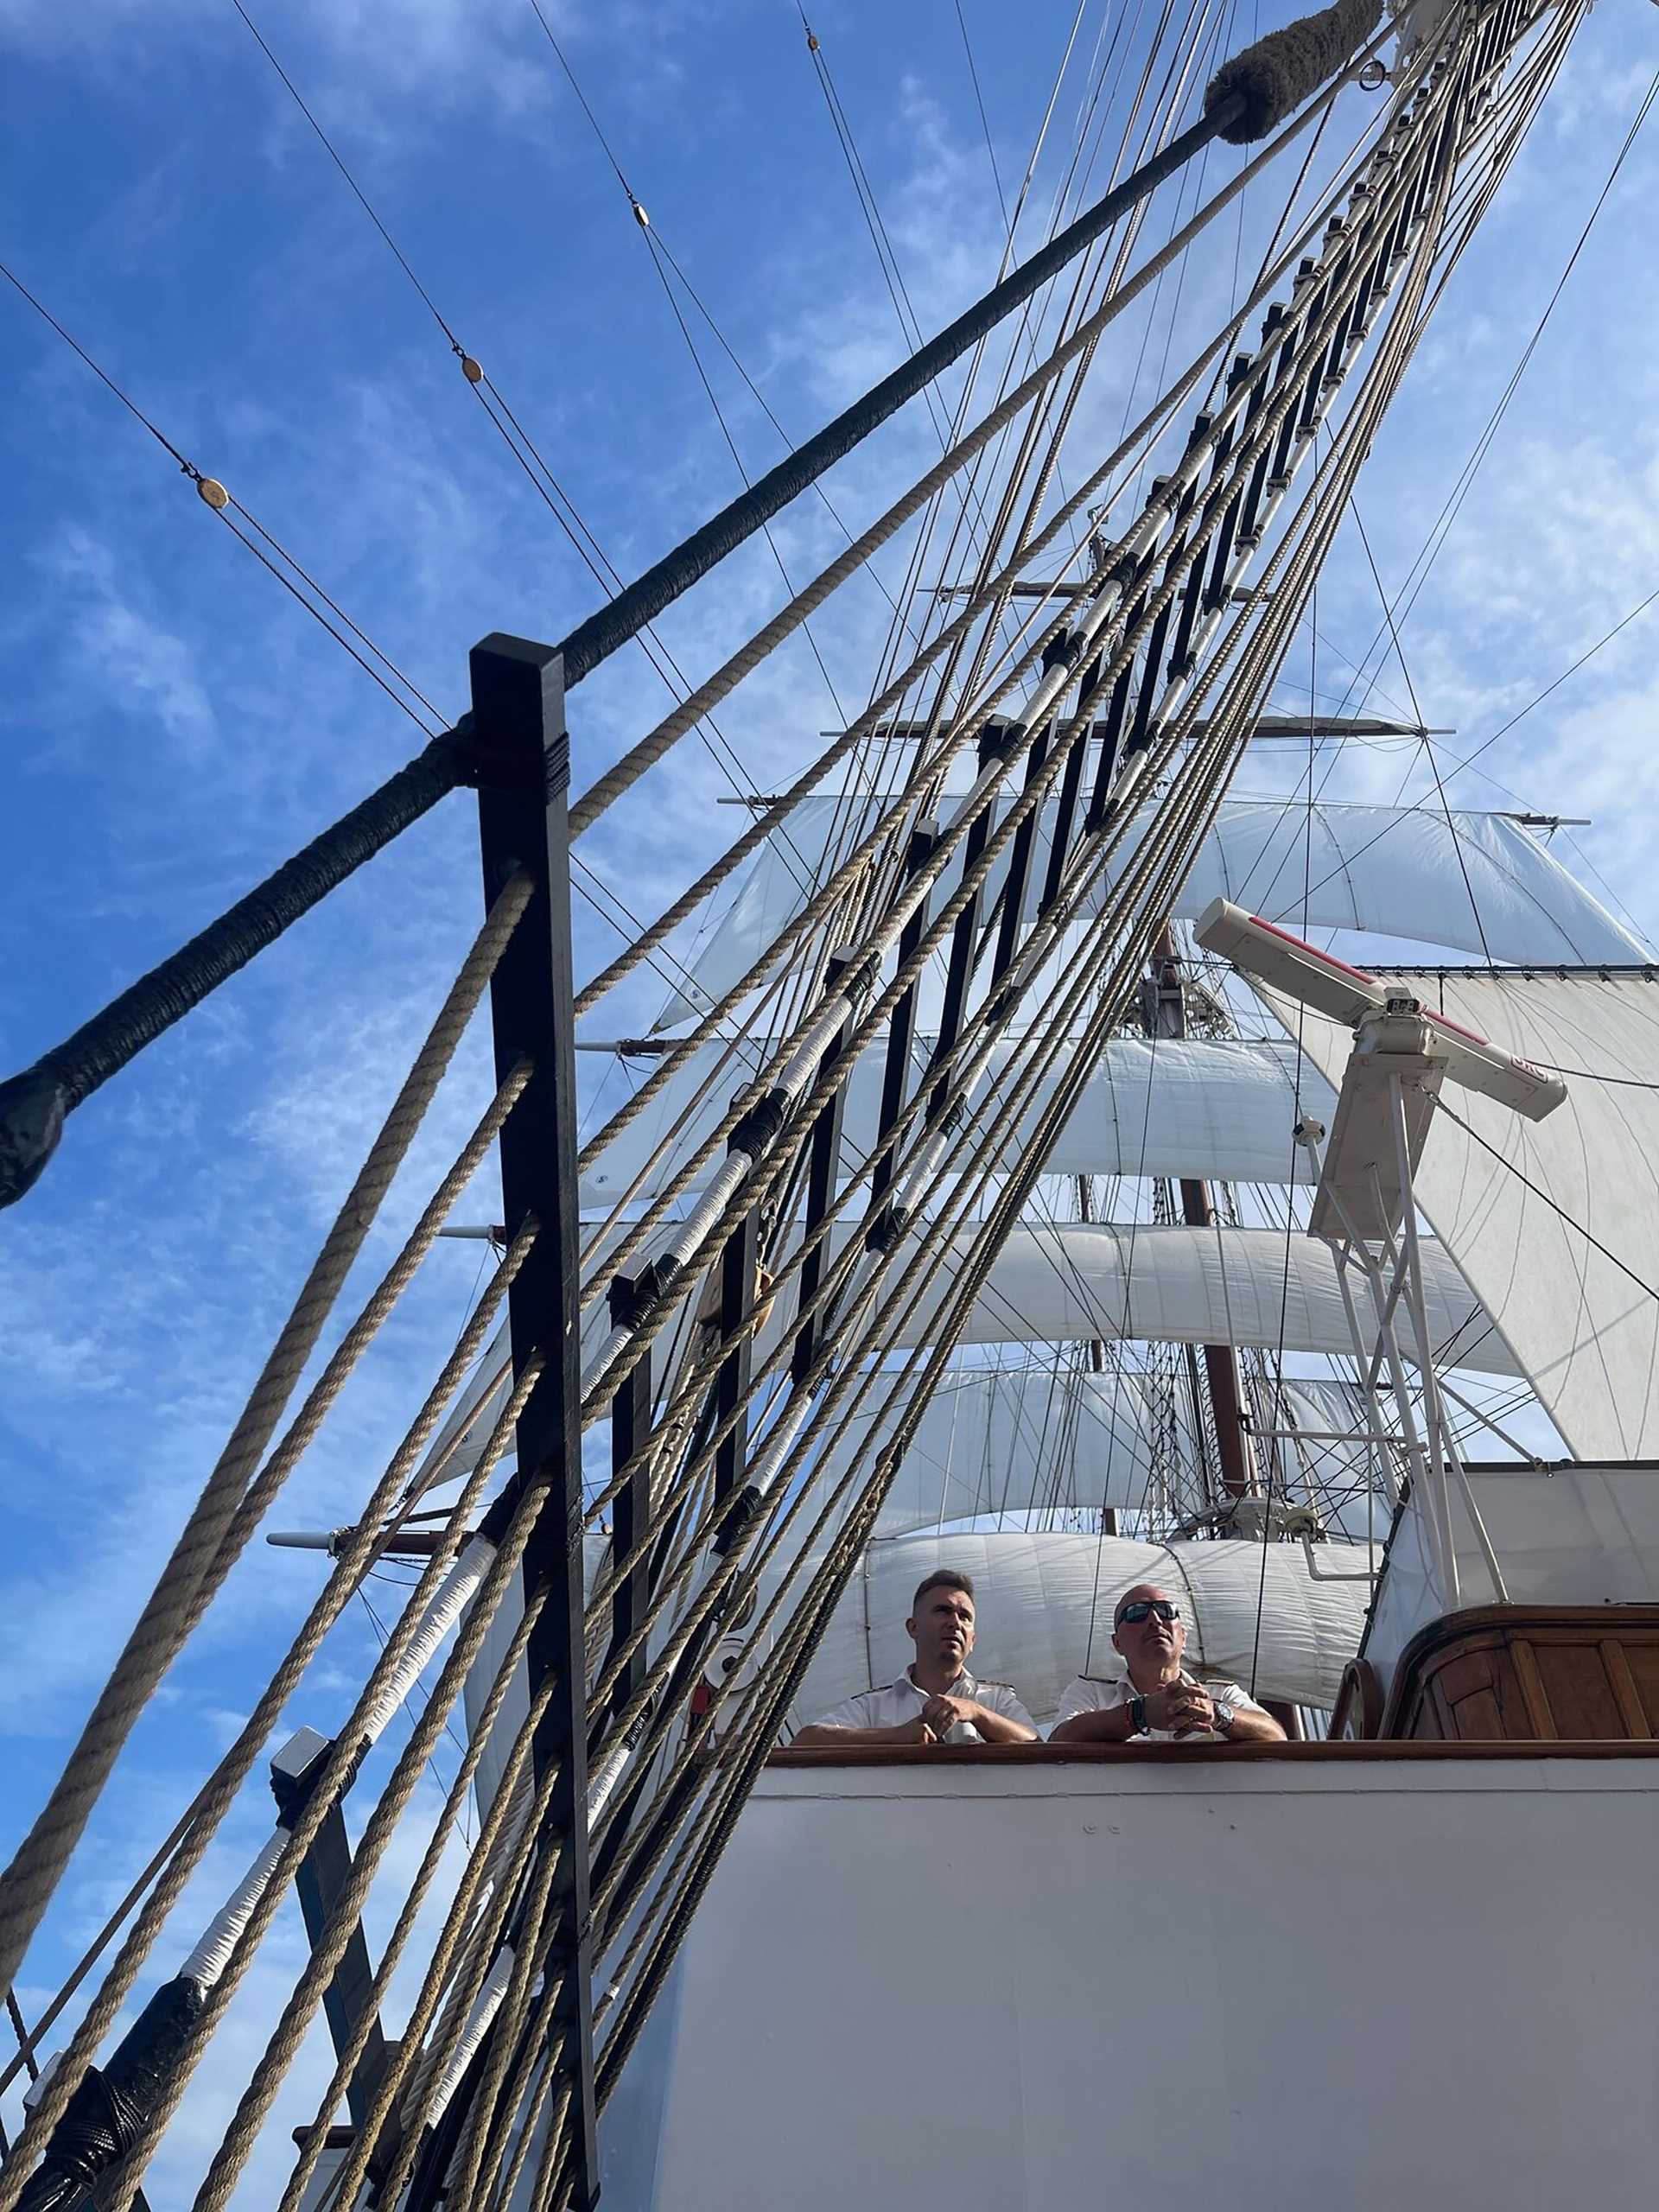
[{"x1": 603, "y1": 1748, "x2": 1659, "y2": 2209}]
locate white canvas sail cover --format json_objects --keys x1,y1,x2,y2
[
  {"x1": 794, "y1": 1529, "x2": 1370, "y2": 1719},
  {"x1": 657, "y1": 798, "x2": 1644, "y2": 1024},
  {"x1": 418, "y1": 1216, "x2": 1515, "y2": 1503},
  {"x1": 581, "y1": 1037, "x2": 1331, "y2": 1211},
  {"x1": 1262, "y1": 970, "x2": 1659, "y2": 1459},
  {"x1": 878, "y1": 1221, "x2": 1516, "y2": 1372},
  {"x1": 832, "y1": 1364, "x2": 1185, "y2": 1536},
  {"x1": 1365, "y1": 1461, "x2": 1659, "y2": 1687}
]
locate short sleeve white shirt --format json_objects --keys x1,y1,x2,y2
[
  {"x1": 807, "y1": 1667, "x2": 1034, "y2": 1743},
  {"x1": 1051, "y1": 1670, "x2": 1267, "y2": 1741}
]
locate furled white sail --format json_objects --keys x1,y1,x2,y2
[
  {"x1": 1262, "y1": 970, "x2": 1659, "y2": 1459},
  {"x1": 581, "y1": 1037, "x2": 1331, "y2": 1211},
  {"x1": 656, "y1": 798, "x2": 1645, "y2": 1024},
  {"x1": 420, "y1": 1213, "x2": 1515, "y2": 1506},
  {"x1": 877, "y1": 1221, "x2": 1517, "y2": 1372},
  {"x1": 832, "y1": 1364, "x2": 1180, "y2": 1536},
  {"x1": 794, "y1": 1529, "x2": 1370, "y2": 1719}
]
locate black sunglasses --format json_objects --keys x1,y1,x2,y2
[{"x1": 1116, "y1": 1599, "x2": 1179, "y2": 1625}]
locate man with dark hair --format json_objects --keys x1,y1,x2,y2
[
  {"x1": 792, "y1": 1569, "x2": 1037, "y2": 1745},
  {"x1": 1048, "y1": 1582, "x2": 1284, "y2": 1745}
]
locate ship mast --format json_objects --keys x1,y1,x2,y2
[{"x1": 1145, "y1": 924, "x2": 1260, "y2": 1512}]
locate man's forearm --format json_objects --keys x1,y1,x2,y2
[
  {"x1": 1048, "y1": 1704, "x2": 1137, "y2": 1745},
  {"x1": 1222, "y1": 1707, "x2": 1287, "y2": 1743},
  {"x1": 968, "y1": 1705, "x2": 1038, "y2": 1745}
]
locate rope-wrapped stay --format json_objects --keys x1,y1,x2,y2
[{"x1": 1207, "y1": 0, "x2": 1386, "y2": 142}]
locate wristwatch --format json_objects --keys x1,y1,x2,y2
[
  {"x1": 1212, "y1": 1700, "x2": 1236, "y2": 1734},
  {"x1": 1128, "y1": 1694, "x2": 1148, "y2": 1735}
]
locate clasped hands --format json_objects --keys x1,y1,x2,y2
[
  {"x1": 1141, "y1": 1681, "x2": 1220, "y2": 1737},
  {"x1": 897, "y1": 1694, "x2": 982, "y2": 1745}
]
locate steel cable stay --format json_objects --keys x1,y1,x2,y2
[
  {"x1": 566, "y1": 90, "x2": 1482, "y2": 1390},
  {"x1": 0, "y1": 0, "x2": 1408, "y2": 1232},
  {"x1": 1230, "y1": 4, "x2": 1623, "y2": 910},
  {"x1": 238, "y1": 0, "x2": 836, "y2": 912}
]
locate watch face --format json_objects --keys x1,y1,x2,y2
[{"x1": 1213, "y1": 1702, "x2": 1235, "y2": 1728}]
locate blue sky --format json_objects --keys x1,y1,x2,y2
[{"x1": 3, "y1": 0, "x2": 1658, "y2": 2197}]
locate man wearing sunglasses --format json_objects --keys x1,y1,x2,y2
[
  {"x1": 1048, "y1": 1583, "x2": 1285, "y2": 1744},
  {"x1": 792, "y1": 1569, "x2": 1038, "y2": 1746}
]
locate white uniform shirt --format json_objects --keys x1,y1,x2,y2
[
  {"x1": 807, "y1": 1667, "x2": 1034, "y2": 1743},
  {"x1": 1051, "y1": 1670, "x2": 1268, "y2": 1742}
]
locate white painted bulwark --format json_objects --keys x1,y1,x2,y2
[{"x1": 600, "y1": 1751, "x2": 1659, "y2": 2210}]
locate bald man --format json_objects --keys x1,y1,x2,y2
[{"x1": 1048, "y1": 1583, "x2": 1286, "y2": 1745}]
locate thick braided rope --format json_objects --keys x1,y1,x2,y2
[
  {"x1": 391, "y1": 1772, "x2": 533, "y2": 2133},
  {"x1": 310, "y1": 1701, "x2": 573, "y2": 2212},
  {"x1": 186, "y1": 1453, "x2": 566, "y2": 2212},
  {"x1": 0, "y1": 1224, "x2": 539, "y2": 2209},
  {"x1": 569, "y1": 86, "x2": 1417, "y2": 1266},
  {"x1": 563, "y1": 46, "x2": 1379, "y2": 843},
  {"x1": 583, "y1": 149, "x2": 1458, "y2": 1967},
  {"x1": 274, "y1": 1590, "x2": 551, "y2": 2212},
  {"x1": 339, "y1": 1557, "x2": 626, "y2": 2212},
  {"x1": 110, "y1": 1354, "x2": 547, "y2": 2212},
  {"x1": 0, "y1": 870, "x2": 534, "y2": 2004}
]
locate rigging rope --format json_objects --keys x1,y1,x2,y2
[
  {"x1": 0, "y1": 872, "x2": 534, "y2": 2011},
  {"x1": 0, "y1": 9, "x2": 1579, "y2": 2209}
]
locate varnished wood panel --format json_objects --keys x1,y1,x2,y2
[
  {"x1": 1382, "y1": 1605, "x2": 1659, "y2": 1744},
  {"x1": 1618, "y1": 1642, "x2": 1659, "y2": 1729},
  {"x1": 1598, "y1": 1642, "x2": 1651, "y2": 1737},
  {"x1": 1539, "y1": 1644, "x2": 1630, "y2": 1738}
]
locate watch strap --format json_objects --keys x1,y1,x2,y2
[{"x1": 1128, "y1": 1694, "x2": 1147, "y2": 1735}]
